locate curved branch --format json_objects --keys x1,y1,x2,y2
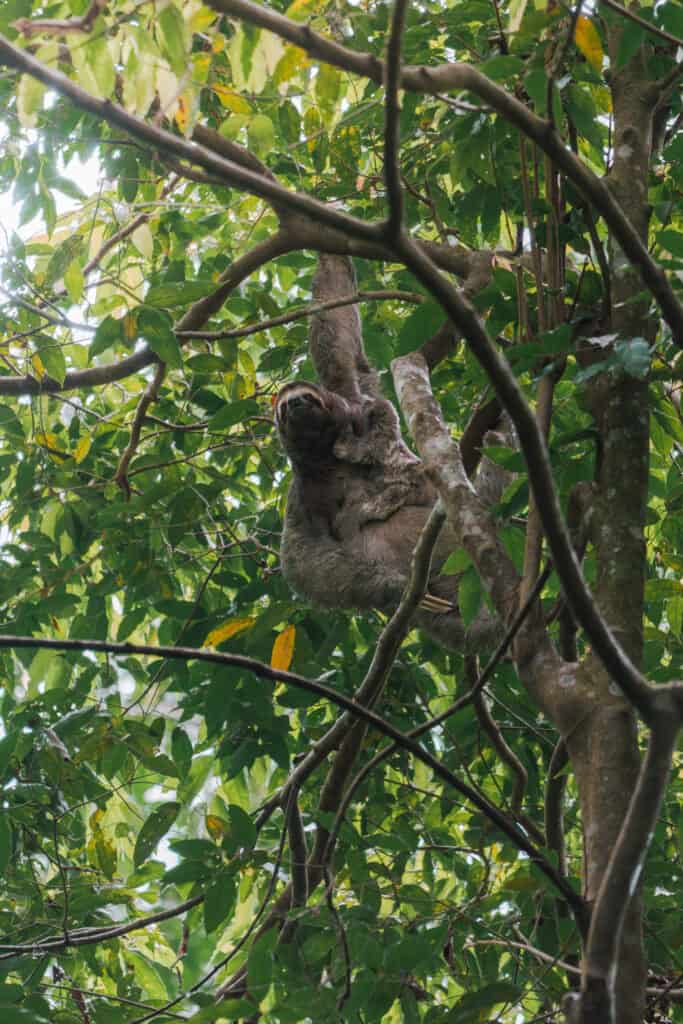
[
  {"x1": 208, "y1": 0, "x2": 683, "y2": 345},
  {"x1": 114, "y1": 361, "x2": 166, "y2": 498},
  {"x1": 0, "y1": 630, "x2": 583, "y2": 918}
]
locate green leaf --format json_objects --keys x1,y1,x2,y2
[
  {"x1": 17, "y1": 74, "x2": 46, "y2": 128},
  {"x1": 613, "y1": 338, "x2": 650, "y2": 380},
  {"x1": 45, "y1": 234, "x2": 84, "y2": 286},
  {"x1": 480, "y1": 55, "x2": 525, "y2": 81},
  {"x1": 316, "y1": 64, "x2": 341, "y2": 112},
  {"x1": 458, "y1": 566, "x2": 482, "y2": 628},
  {"x1": 171, "y1": 726, "x2": 193, "y2": 774},
  {"x1": 450, "y1": 982, "x2": 521, "y2": 1022},
  {"x1": 439, "y1": 548, "x2": 472, "y2": 575},
  {"x1": 0, "y1": 1008, "x2": 51, "y2": 1024},
  {"x1": 133, "y1": 801, "x2": 181, "y2": 867},
  {"x1": 207, "y1": 397, "x2": 259, "y2": 431},
  {"x1": 247, "y1": 930, "x2": 277, "y2": 994},
  {"x1": 145, "y1": 281, "x2": 215, "y2": 307},
  {"x1": 615, "y1": 20, "x2": 646, "y2": 70},
  {"x1": 158, "y1": 2, "x2": 188, "y2": 74},
  {"x1": 63, "y1": 258, "x2": 85, "y2": 304},
  {"x1": 163, "y1": 860, "x2": 211, "y2": 885},
  {"x1": 396, "y1": 301, "x2": 444, "y2": 356},
  {"x1": 203, "y1": 870, "x2": 237, "y2": 932},
  {"x1": 225, "y1": 803, "x2": 257, "y2": 852},
  {"x1": 35, "y1": 341, "x2": 67, "y2": 385},
  {"x1": 657, "y1": 230, "x2": 683, "y2": 258},
  {"x1": 87, "y1": 32, "x2": 116, "y2": 97},
  {"x1": 0, "y1": 733, "x2": 18, "y2": 780},
  {"x1": 187, "y1": 1000, "x2": 257, "y2": 1023},
  {"x1": 247, "y1": 114, "x2": 276, "y2": 158},
  {"x1": 384, "y1": 933, "x2": 433, "y2": 973},
  {"x1": 89, "y1": 314, "x2": 126, "y2": 359},
  {"x1": 0, "y1": 404, "x2": 25, "y2": 441},
  {"x1": 137, "y1": 307, "x2": 183, "y2": 368}
]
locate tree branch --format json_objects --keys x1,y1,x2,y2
[
  {"x1": 13, "y1": 0, "x2": 107, "y2": 36},
  {"x1": 384, "y1": 0, "x2": 408, "y2": 238},
  {"x1": 113, "y1": 361, "x2": 166, "y2": 498}
]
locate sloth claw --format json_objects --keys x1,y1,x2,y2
[{"x1": 420, "y1": 593, "x2": 456, "y2": 614}]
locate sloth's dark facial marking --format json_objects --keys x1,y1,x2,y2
[
  {"x1": 275, "y1": 383, "x2": 325, "y2": 428},
  {"x1": 275, "y1": 381, "x2": 349, "y2": 471}
]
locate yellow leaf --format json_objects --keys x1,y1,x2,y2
[
  {"x1": 213, "y1": 85, "x2": 252, "y2": 113},
  {"x1": 212, "y1": 33, "x2": 227, "y2": 53},
  {"x1": 175, "y1": 95, "x2": 189, "y2": 134},
  {"x1": 273, "y1": 45, "x2": 310, "y2": 86},
  {"x1": 32, "y1": 353, "x2": 46, "y2": 377},
  {"x1": 74, "y1": 436, "x2": 92, "y2": 464},
  {"x1": 123, "y1": 313, "x2": 137, "y2": 342},
  {"x1": 271, "y1": 625, "x2": 296, "y2": 671},
  {"x1": 35, "y1": 431, "x2": 59, "y2": 451},
  {"x1": 189, "y1": 5, "x2": 217, "y2": 32},
  {"x1": 285, "y1": 0, "x2": 318, "y2": 21},
  {"x1": 574, "y1": 16, "x2": 604, "y2": 72},
  {"x1": 206, "y1": 814, "x2": 227, "y2": 839},
  {"x1": 205, "y1": 617, "x2": 256, "y2": 647},
  {"x1": 193, "y1": 53, "x2": 212, "y2": 84}
]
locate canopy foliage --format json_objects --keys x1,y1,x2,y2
[{"x1": 0, "y1": 0, "x2": 682, "y2": 1021}]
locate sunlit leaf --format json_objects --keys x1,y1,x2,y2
[
  {"x1": 575, "y1": 16, "x2": 604, "y2": 71},
  {"x1": 133, "y1": 802, "x2": 181, "y2": 867},
  {"x1": 205, "y1": 617, "x2": 256, "y2": 646},
  {"x1": 74, "y1": 435, "x2": 91, "y2": 463},
  {"x1": 132, "y1": 223, "x2": 154, "y2": 260},
  {"x1": 271, "y1": 624, "x2": 296, "y2": 671}
]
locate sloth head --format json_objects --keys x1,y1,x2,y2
[{"x1": 275, "y1": 381, "x2": 349, "y2": 469}]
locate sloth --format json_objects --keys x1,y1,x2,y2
[
  {"x1": 274, "y1": 254, "x2": 503, "y2": 654},
  {"x1": 275, "y1": 379, "x2": 501, "y2": 653}
]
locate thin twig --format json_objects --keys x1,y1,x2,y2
[
  {"x1": 176, "y1": 290, "x2": 425, "y2": 341},
  {"x1": 113, "y1": 361, "x2": 166, "y2": 498},
  {"x1": 13, "y1": 0, "x2": 107, "y2": 36}
]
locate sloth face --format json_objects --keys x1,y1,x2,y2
[
  {"x1": 275, "y1": 383, "x2": 326, "y2": 427},
  {"x1": 275, "y1": 381, "x2": 345, "y2": 467}
]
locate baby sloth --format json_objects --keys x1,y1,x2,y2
[{"x1": 275, "y1": 378, "x2": 500, "y2": 653}]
